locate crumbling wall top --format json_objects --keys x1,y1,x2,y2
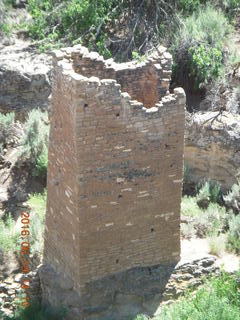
[{"x1": 52, "y1": 44, "x2": 174, "y2": 108}]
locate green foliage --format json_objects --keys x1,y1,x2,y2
[
  {"x1": 0, "y1": 192, "x2": 46, "y2": 254},
  {"x1": 177, "y1": 0, "x2": 203, "y2": 14},
  {"x1": 95, "y1": 35, "x2": 112, "y2": 59},
  {"x1": 0, "y1": 112, "x2": 14, "y2": 128},
  {"x1": 132, "y1": 51, "x2": 147, "y2": 63},
  {"x1": 3, "y1": 0, "x2": 15, "y2": 6},
  {"x1": 181, "y1": 195, "x2": 203, "y2": 217},
  {"x1": 35, "y1": 148, "x2": 48, "y2": 178},
  {"x1": 28, "y1": 191, "x2": 47, "y2": 215},
  {"x1": 189, "y1": 44, "x2": 223, "y2": 86},
  {"x1": 1, "y1": 302, "x2": 67, "y2": 320},
  {"x1": 0, "y1": 214, "x2": 19, "y2": 252},
  {"x1": 216, "y1": 0, "x2": 240, "y2": 18},
  {"x1": 24, "y1": 0, "x2": 239, "y2": 63},
  {"x1": 196, "y1": 180, "x2": 222, "y2": 204},
  {"x1": 207, "y1": 234, "x2": 227, "y2": 256},
  {"x1": 177, "y1": 6, "x2": 233, "y2": 47},
  {"x1": 181, "y1": 196, "x2": 227, "y2": 238},
  {"x1": 194, "y1": 202, "x2": 227, "y2": 237},
  {"x1": 27, "y1": 0, "x2": 116, "y2": 56},
  {"x1": 0, "y1": 22, "x2": 12, "y2": 35},
  {"x1": 153, "y1": 273, "x2": 240, "y2": 320},
  {"x1": 227, "y1": 213, "x2": 240, "y2": 254},
  {"x1": 27, "y1": 192, "x2": 47, "y2": 254},
  {"x1": 172, "y1": 5, "x2": 233, "y2": 88},
  {"x1": 0, "y1": 1, "x2": 13, "y2": 35},
  {"x1": 0, "y1": 112, "x2": 15, "y2": 146},
  {"x1": 223, "y1": 183, "x2": 240, "y2": 213},
  {"x1": 19, "y1": 109, "x2": 49, "y2": 178}
]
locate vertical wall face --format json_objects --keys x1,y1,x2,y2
[
  {"x1": 75, "y1": 86, "x2": 185, "y2": 286},
  {"x1": 43, "y1": 45, "x2": 186, "y2": 292},
  {"x1": 44, "y1": 64, "x2": 79, "y2": 284}
]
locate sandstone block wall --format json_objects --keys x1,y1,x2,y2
[{"x1": 43, "y1": 44, "x2": 186, "y2": 292}]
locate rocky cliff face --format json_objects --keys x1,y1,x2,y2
[
  {"x1": 185, "y1": 111, "x2": 240, "y2": 188},
  {"x1": 183, "y1": 27, "x2": 240, "y2": 189},
  {"x1": 0, "y1": 39, "x2": 51, "y2": 119}
]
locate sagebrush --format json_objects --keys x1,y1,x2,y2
[
  {"x1": 0, "y1": 112, "x2": 15, "y2": 147},
  {"x1": 0, "y1": 214, "x2": 19, "y2": 252},
  {"x1": 172, "y1": 5, "x2": 233, "y2": 89},
  {"x1": 19, "y1": 109, "x2": 49, "y2": 178}
]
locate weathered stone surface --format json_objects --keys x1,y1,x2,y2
[
  {"x1": 185, "y1": 111, "x2": 240, "y2": 188},
  {"x1": 0, "y1": 259, "x2": 41, "y2": 316},
  {"x1": 38, "y1": 256, "x2": 219, "y2": 320},
  {"x1": 0, "y1": 39, "x2": 51, "y2": 117}
]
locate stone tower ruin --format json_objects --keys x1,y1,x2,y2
[{"x1": 40, "y1": 44, "x2": 186, "y2": 320}]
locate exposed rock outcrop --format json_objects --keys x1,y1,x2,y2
[
  {"x1": 38, "y1": 256, "x2": 219, "y2": 320},
  {"x1": 185, "y1": 111, "x2": 240, "y2": 188},
  {"x1": 0, "y1": 39, "x2": 51, "y2": 119}
]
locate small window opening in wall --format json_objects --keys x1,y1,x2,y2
[
  {"x1": 84, "y1": 103, "x2": 88, "y2": 108},
  {"x1": 116, "y1": 259, "x2": 119, "y2": 264},
  {"x1": 116, "y1": 113, "x2": 120, "y2": 117},
  {"x1": 118, "y1": 194, "x2": 123, "y2": 199},
  {"x1": 151, "y1": 228, "x2": 155, "y2": 233},
  {"x1": 170, "y1": 163, "x2": 174, "y2": 168}
]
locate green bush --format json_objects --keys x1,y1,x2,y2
[
  {"x1": 19, "y1": 109, "x2": 49, "y2": 178},
  {"x1": 223, "y1": 183, "x2": 240, "y2": 213},
  {"x1": 0, "y1": 112, "x2": 14, "y2": 127},
  {"x1": 177, "y1": 0, "x2": 203, "y2": 14},
  {"x1": 176, "y1": 6, "x2": 232, "y2": 48},
  {"x1": 215, "y1": 0, "x2": 240, "y2": 18},
  {"x1": 153, "y1": 273, "x2": 240, "y2": 320},
  {"x1": 0, "y1": 112, "x2": 15, "y2": 145},
  {"x1": 227, "y1": 213, "x2": 240, "y2": 254},
  {"x1": 172, "y1": 5, "x2": 233, "y2": 88},
  {"x1": 181, "y1": 196, "x2": 227, "y2": 238},
  {"x1": 207, "y1": 234, "x2": 227, "y2": 256},
  {"x1": 27, "y1": 192, "x2": 47, "y2": 254},
  {"x1": 194, "y1": 202, "x2": 227, "y2": 237},
  {"x1": 34, "y1": 148, "x2": 48, "y2": 178},
  {"x1": 25, "y1": 0, "x2": 238, "y2": 63},
  {"x1": 189, "y1": 44, "x2": 223, "y2": 86},
  {"x1": 27, "y1": 0, "x2": 117, "y2": 55},
  {"x1": 3, "y1": 0, "x2": 15, "y2": 6},
  {"x1": 0, "y1": 192, "x2": 47, "y2": 255},
  {"x1": 0, "y1": 1, "x2": 14, "y2": 35},
  {"x1": 181, "y1": 195, "x2": 203, "y2": 217},
  {"x1": 0, "y1": 214, "x2": 19, "y2": 252},
  {"x1": 0, "y1": 22, "x2": 12, "y2": 35},
  {"x1": 196, "y1": 181, "x2": 222, "y2": 205}
]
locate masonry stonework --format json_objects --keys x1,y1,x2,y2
[{"x1": 40, "y1": 44, "x2": 186, "y2": 319}]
